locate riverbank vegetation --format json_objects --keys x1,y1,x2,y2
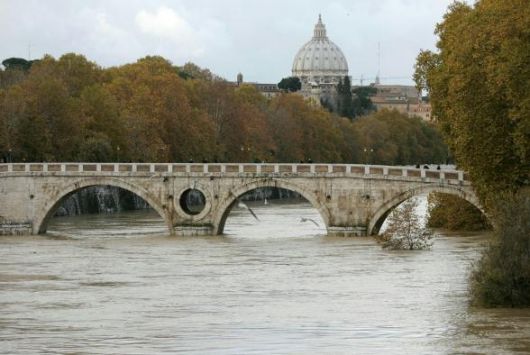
[
  {"x1": 427, "y1": 193, "x2": 490, "y2": 231},
  {"x1": 0, "y1": 54, "x2": 447, "y2": 165},
  {"x1": 415, "y1": 0, "x2": 529, "y2": 307},
  {"x1": 470, "y1": 193, "x2": 530, "y2": 307}
]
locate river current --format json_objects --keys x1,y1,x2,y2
[{"x1": 1, "y1": 200, "x2": 529, "y2": 354}]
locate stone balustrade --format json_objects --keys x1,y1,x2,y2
[{"x1": 0, "y1": 163, "x2": 469, "y2": 182}]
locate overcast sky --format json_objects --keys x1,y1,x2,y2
[{"x1": 0, "y1": 0, "x2": 466, "y2": 85}]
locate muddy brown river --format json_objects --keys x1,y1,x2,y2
[{"x1": 1, "y1": 201, "x2": 529, "y2": 354}]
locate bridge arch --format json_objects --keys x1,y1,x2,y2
[
  {"x1": 34, "y1": 177, "x2": 171, "y2": 235},
  {"x1": 368, "y1": 185, "x2": 484, "y2": 236},
  {"x1": 213, "y1": 178, "x2": 330, "y2": 235}
]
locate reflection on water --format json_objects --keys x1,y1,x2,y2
[{"x1": 1, "y1": 201, "x2": 529, "y2": 354}]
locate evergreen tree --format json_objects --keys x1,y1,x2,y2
[
  {"x1": 336, "y1": 76, "x2": 354, "y2": 119},
  {"x1": 277, "y1": 77, "x2": 301, "y2": 92}
]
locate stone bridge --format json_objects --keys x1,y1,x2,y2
[{"x1": 0, "y1": 162, "x2": 481, "y2": 236}]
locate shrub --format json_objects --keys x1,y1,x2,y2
[
  {"x1": 377, "y1": 198, "x2": 434, "y2": 250},
  {"x1": 470, "y1": 192, "x2": 530, "y2": 307}
]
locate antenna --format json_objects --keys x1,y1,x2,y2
[
  {"x1": 360, "y1": 74, "x2": 364, "y2": 86},
  {"x1": 376, "y1": 42, "x2": 381, "y2": 85},
  {"x1": 28, "y1": 42, "x2": 32, "y2": 60}
]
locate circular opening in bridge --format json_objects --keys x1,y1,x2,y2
[{"x1": 179, "y1": 189, "x2": 206, "y2": 215}]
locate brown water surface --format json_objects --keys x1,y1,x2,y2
[{"x1": 1, "y1": 202, "x2": 529, "y2": 354}]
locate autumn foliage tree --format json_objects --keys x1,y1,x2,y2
[
  {"x1": 414, "y1": 0, "x2": 530, "y2": 205},
  {"x1": 415, "y1": 0, "x2": 530, "y2": 307},
  {"x1": 0, "y1": 52, "x2": 448, "y2": 166}
]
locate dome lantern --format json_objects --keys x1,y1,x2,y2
[{"x1": 313, "y1": 14, "x2": 327, "y2": 39}]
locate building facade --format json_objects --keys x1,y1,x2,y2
[{"x1": 369, "y1": 84, "x2": 432, "y2": 121}]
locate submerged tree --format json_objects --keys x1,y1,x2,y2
[{"x1": 378, "y1": 198, "x2": 433, "y2": 250}]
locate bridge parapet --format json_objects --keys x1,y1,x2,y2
[
  {"x1": 0, "y1": 163, "x2": 470, "y2": 184},
  {"x1": 0, "y1": 162, "x2": 479, "y2": 237}
]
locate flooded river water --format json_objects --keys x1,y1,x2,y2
[{"x1": 1, "y1": 201, "x2": 529, "y2": 354}]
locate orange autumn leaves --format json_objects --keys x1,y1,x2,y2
[{"x1": 0, "y1": 54, "x2": 446, "y2": 164}]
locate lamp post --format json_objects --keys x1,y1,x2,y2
[
  {"x1": 8, "y1": 148, "x2": 12, "y2": 163},
  {"x1": 363, "y1": 147, "x2": 373, "y2": 164},
  {"x1": 116, "y1": 145, "x2": 120, "y2": 163}
]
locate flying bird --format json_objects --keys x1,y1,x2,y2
[{"x1": 300, "y1": 217, "x2": 319, "y2": 227}]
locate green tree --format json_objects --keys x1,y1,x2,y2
[
  {"x1": 2, "y1": 57, "x2": 33, "y2": 71},
  {"x1": 277, "y1": 76, "x2": 301, "y2": 92},
  {"x1": 337, "y1": 76, "x2": 354, "y2": 119},
  {"x1": 470, "y1": 192, "x2": 530, "y2": 307},
  {"x1": 352, "y1": 86, "x2": 376, "y2": 117}
]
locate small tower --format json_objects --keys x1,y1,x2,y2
[
  {"x1": 236, "y1": 72, "x2": 243, "y2": 86},
  {"x1": 313, "y1": 14, "x2": 327, "y2": 38}
]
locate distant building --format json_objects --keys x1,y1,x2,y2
[
  {"x1": 369, "y1": 84, "x2": 432, "y2": 121},
  {"x1": 230, "y1": 15, "x2": 432, "y2": 120},
  {"x1": 232, "y1": 72, "x2": 280, "y2": 99}
]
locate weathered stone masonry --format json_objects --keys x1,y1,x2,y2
[{"x1": 0, "y1": 163, "x2": 481, "y2": 237}]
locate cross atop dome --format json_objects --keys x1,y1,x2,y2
[{"x1": 313, "y1": 14, "x2": 327, "y2": 39}]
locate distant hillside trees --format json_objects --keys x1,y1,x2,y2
[{"x1": 0, "y1": 53, "x2": 448, "y2": 166}]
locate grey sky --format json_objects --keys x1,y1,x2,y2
[{"x1": 0, "y1": 0, "x2": 461, "y2": 85}]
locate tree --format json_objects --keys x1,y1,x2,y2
[
  {"x1": 336, "y1": 76, "x2": 354, "y2": 119},
  {"x1": 277, "y1": 77, "x2": 301, "y2": 92},
  {"x1": 427, "y1": 193, "x2": 490, "y2": 231},
  {"x1": 2, "y1": 57, "x2": 33, "y2": 71},
  {"x1": 415, "y1": 0, "x2": 530, "y2": 307},
  {"x1": 352, "y1": 109, "x2": 448, "y2": 165},
  {"x1": 414, "y1": 0, "x2": 530, "y2": 206},
  {"x1": 177, "y1": 62, "x2": 217, "y2": 81},
  {"x1": 77, "y1": 133, "x2": 114, "y2": 162},
  {"x1": 377, "y1": 198, "x2": 434, "y2": 250},
  {"x1": 470, "y1": 192, "x2": 530, "y2": 307},
  {"x1": 352, "y1": 86, "x2": 376, "y2": 116}
]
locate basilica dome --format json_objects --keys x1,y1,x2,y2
[{"x1": 292, "y1": 15, "x2": 349, "y2": 86}]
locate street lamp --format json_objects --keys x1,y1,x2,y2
[
  {"x1": 116, "y1": 145, "x2": 120, "y2": 163},
  {"x1": 363, "y1": 147, "x2": 374, "y2": 164}
]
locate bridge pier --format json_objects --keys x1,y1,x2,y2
[
  {"x1": 0, "y1": 221, "x2": 33, "y2": 236},
  {"x1": 328, "y1": 226, "x2": 368, "y2": 237},
  {"x1": 174, "y1": 224, "x2": 215, "y2": 237}
]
